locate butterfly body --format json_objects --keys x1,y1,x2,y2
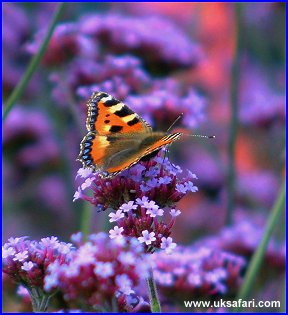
[{"x1": 78, "y1": 92, "x2": 182, "y2": 177}]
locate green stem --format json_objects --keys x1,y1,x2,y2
[
  {"x1": 146, "y1": 267, "x2": 161, "y2": 313},
  {"x1": 226, "y1": 3, "x2": 242, "y2": 226},
  {"x1": 28, "y1": 287, "x2": 51, "y2": 312},
  {"x1": 235, "y1": 180, "x2": 286, "y2": 310},
  {"x1": 2, "y1": 3, "x2": 65, "y2": 122}
]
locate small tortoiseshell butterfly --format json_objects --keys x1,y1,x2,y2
[{"x1": 77, "y1": 92, "x2": 183, "y2": 178}]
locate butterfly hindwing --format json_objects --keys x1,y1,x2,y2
[{"x1": 103, "y1": 132, "x2": 182, "y2": 177}]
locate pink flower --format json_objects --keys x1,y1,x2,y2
[
  {"x1": 146, "y1": 207, "x2": 164, "y2": 218},
  {"x1": 109, "y1": 226, "x2": 124, "y2": 239},
  {"x1": 170, "y1": 209, "x2": 181, "y2": 217},
  {"x1": 138, "y1": 230, "x2": 156, "y2": 245},
  {"x1": 119, "y1": 201, "x2": 138, "y2": 212},
  {"x1": 21, "y1": 261, "x2": 34, "y2": 271},
  {"x1": 160, "y1": 237, "x2": 177, "y2": 254},
  {"x1": 109, "y1": 210, "x2": 125, "y2": 222}
]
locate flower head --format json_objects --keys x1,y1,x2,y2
[
  {"x1": 160, "y1": 237, "x2": 177, "y2": 254},
  {"x1": 44, "y1": 233, "x2": 150, "y2": 311},
  {"x1": 108, "y1": 209, "x2": 125, "y2": 222},
  {"x1": 138, "y1": 231, "x2": 156, "y2": 245},
  {"x1": 109, "y1": 226, "x2": 124, "y2": 239},
  {"x1": 2, "y1": 236, "x2": 72, "y2": 291},
  {"x1": 153, "y1": 244, "x2": 246, "y2": 297}
]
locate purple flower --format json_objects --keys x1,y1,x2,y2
[
  {"x1": 239, "y1": 63, "x2": 285, "y2": 127},
  {"x1": 119, "y1": 201, "x2": 138, "y2": 212},
  {"x1": 3, "y1": 107, "x2": 59, "y2": 168},
  {"x1": 40, "y1": 236, "x2": 60, "y2": 249},
  {"x1": 146, "y1": 207, "x2": 164, "y2": 218},
  {"x1": 80, "y1": 14, "x2": 202, "y2": 72},
  {"x1": 138, "y1": 231, "x2": 156, "y2": 245},
  {"x1": 75, "y1": 152, "x2": 197, "y2": 253},
  {"x1": 2, "y1": 235, "x2": 72, "y2": 306},
  {"x1": 26, "y1": 22, "x2": 98, "y2": 66},
  {"x1": 198, "y1": 220, "x2": 286, "y2": 270},
  {"x1": 81, "y1": 177, "x2": 94, "y2": 190},
  {"x1": 158, "y1": 176, "x2": 172, "y2": 185},
  {"x1": 2, "y1": 247, "x2": 16, "y2": 258},
  {"x1": 13, "y1": 251, "x2": 29, "y2": 262},
  {"x1": 152, "y1": 244, "x2": 246, "y2": 298},
  {"x1": 175, "y1": 183, "x2": 188, "y2": 194},
  {"x1": 116, "y1": 274, "x2": 134, "y2": 295},
  {"x1": 126, "y1": 84, "x2": 206, "y2": 130},
  {"x1": 108, "y1": 210, "x2": 125, "y2": 222},
  {"x1": 109, "y1": 226, "x2": 124, "y2": 239},
  {"x1": 142, "y1": 200, "x2": 159, "y2": 210},
  {"x1": 170, "y1": 209, "x2": 181, "y2": 217},
  {"x1": 21, "y1": 261, "x2": 35, "y2": 271},
  {"x1": 94, "y1": 262, "x2": 114, "y2": 278},
  {"x1": 118, "y1": 252, "x2": 136, "y2": 265},
  {"x1": 136, "y1": 196, "x2": 149, "y2": 206},
  {"x1": 17, "y1": 285, "x2": 31, "y2": 300},
  {"x1": 70, "y1": 232, "x2": 83, "y2": 245},
  {"x1": 160, "y1": 237, "x2": 177, "y2": 254},
  {"x1": 45, "y1": 233, "x2": 150, "y2": 311},
  {"x1": 75, "y1": 152, "x2": 198, "y2": 212},
  {"x1": 76, "y1": 167, "x2": 93, "y2": 179},
  {"x1": 184, "y1": 181, "x2": 198, "y2": 192}
]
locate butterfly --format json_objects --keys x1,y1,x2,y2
[{"x1": 77, "y1": 92, "x2": 183, "y2": 178}]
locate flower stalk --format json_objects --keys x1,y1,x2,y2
[
  {"x1": 226, "y1": 3, "x2": 242, "y2": 225},
  {"x1": 3, "y1": 3, "x2": 65, "y2": 122},
  {"x1": 146, "y1": 267, "x2": 161, "y2": 313},
  {"x1": 27, "y1": 287, "x2": 51, "y2": 312},
  {"x1": 235, "y1": 179, "x2": 286, "y2": 310}
]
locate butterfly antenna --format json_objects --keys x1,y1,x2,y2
[
  {"x1": 184, "y1": 134, "x2": 216, "y2": 139},
  {"x1": 166, "y1": 113, "x2": 184, "y2": 132}
]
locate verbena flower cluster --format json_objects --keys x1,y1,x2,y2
[
  {"x1": 197, "y1": 221, "x2": 286, "y2": 270},
  {"x1": 152, "y1": 245, "x2": 246, "y2": 297},
  {"x1": 26, "y1": 12, "x2": 206, "y2": 131},
  {"x1": 45, "y1": 232, "x2": 151, "y2": 312},
  {"x1": 2, "y1": 236, "x2": 72, "y2": 311},
  {"x1": 2, "y1": 236, "x2": 72, "y2": 289},
  {"x1": 3, "y1": 233, "x2": 151, "y2": 312},
  {"x1": 74, "y1": 153, "x2": 198, "y2": 253}
]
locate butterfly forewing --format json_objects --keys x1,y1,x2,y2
[{"x1": 86, "y1": 92, "x2": 152, "y2": 135}]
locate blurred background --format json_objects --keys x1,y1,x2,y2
[{"x1": 2, "y1": 2, "x2": 285, "y2": 312}]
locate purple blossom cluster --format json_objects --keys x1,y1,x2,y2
[
  {"x1": 3, "y1": 106, "x2": 59, "y2": 169},
  {"x1": 126, "y1": 79, "x2": 206, "y2": 130},
  {"x1": 79, "y1": 14, "x2": 202, "y2": 71},
  {"x1": 51, "y1": 54, "x2": 150, "y2": 107},
  {"x1": 26, "y1": 13, "x2": 206, "y2": 131},
  {"x1": 152, "y1": 245, "x2": 245, "y2": 298},
  {"x1": 2, "y1": 236, "x2": 72, "y2": 287},
  {"x1": 239, "y1": 63, "x2": 285, "y2": 127},
  {"x1": 45, "y1": 232, "x2": 151, "y2": 312},
  {"x1": 26, "y1": 22, "x2": 98, "y2": 66},
  {"x1": 2, "y1": 233, "x2": 151, "y2": 312},
  {"x1": 74, "y1": 153, "x2": 197, "y2": 208},
  {"x1": 74, "y1": 153, "x2": 198, "y2": 252},
  {"x1": 197, "y1": 221, "x2": 286, "y2": 270},
  {"x1": 2, "y1": 236, "x2": 73, "y2": 311},
  {"x1": 2, "y1": 4, "x2": 31, "y2": 95}
]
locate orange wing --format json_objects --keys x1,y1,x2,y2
[
  {"x1": 77, "y1": 132, "x2": 182, "y2": 177},
  {"x1": 103, "y1": 132, "x2": 183, "y2": 177},
  {"x1": 86, "y1": 92, "x2": 152, "y2": 135},
  {"x1": 78, "y1": 91, "x2": 182, "y2": 177}
]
